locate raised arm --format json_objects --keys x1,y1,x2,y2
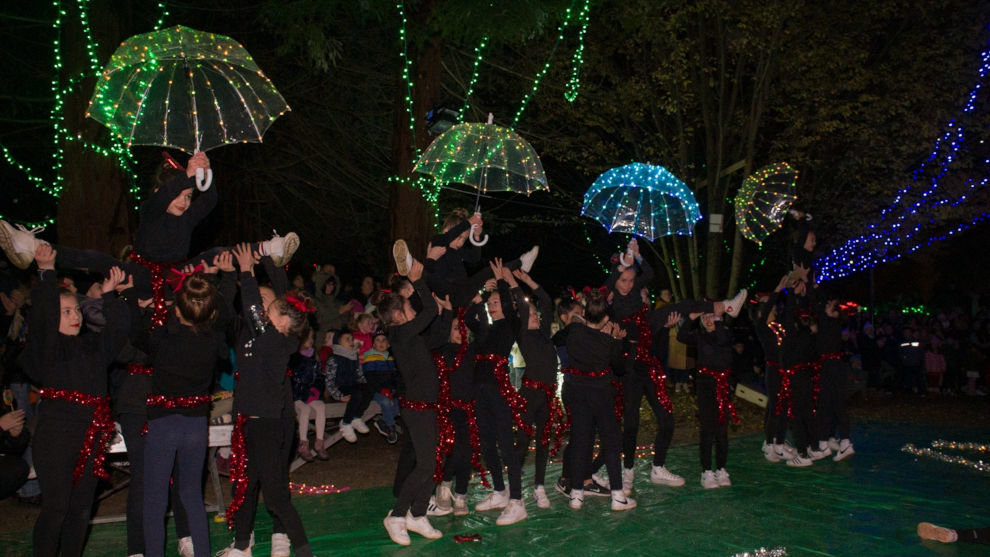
[{"x1": 25, "y1": 246, "x2": 60, "y2": 382}]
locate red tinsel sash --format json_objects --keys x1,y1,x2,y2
[
  {"x1": 398, "y1": 398, "x2": 450, "y2": 483},
  {"x1": 776, "y1": 361, "x2": 820, "y2": 418},
  {"x1": 451, "y1": 398, "x2": 489, "y2": 488},
  {"x1": 819, "y1": 352, "x2": 842, "y2": 362},
  {"x1": 622, "y1": 307, "x2": 674, "y2": 413},
  {"x1": 225, "y1": 414, "x2": 248, "y2": 529},
  {"x1": 127, "y1": 364, "x2": 153, "y2": 376},
  {"x1": 697, "y1": 367, "x2": 740, "y2": 425},
  {"x1": 39, "y1": 388, "x2": 113, "y2": 483},
  {"x1": 476, "y1": 354, "x2": 532, "y2": 436},
  {"x1": 129, "y1": 252, "x2": 176, "y2": 329},
  {"x1": 145, "y1": 394, "x2": 212, "y2": 408},
  {"x1": 521, "y1": 377, "x2": 567, "y2": 456}
]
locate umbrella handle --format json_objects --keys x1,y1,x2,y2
[
  {"x1": 618, "y1": 249, "x2": 634, "y2": 268},
  {"x1": 470, "y1": 224, "x2": 489, "y2": 246},
  {"x1": 195, "y1": 168, "x2": 213, "y2": 191}
]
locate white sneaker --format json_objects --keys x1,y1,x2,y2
[
  {"x1": 496, "y1": 499, "x2": 527, "y2": 525},
  {"x1": 214, "y1": 533, "x2": 255, "y2": 556},
  {"x1": 833, "y1": 439, "x2": 855, "y2": 461},
  {"x1": 828, "y1": 437, "x2": 841, "y2": 452},
  {"x1": 392, "y1": 239, "x2": 412, "y2": 276},
  {"x1": 475, "y1": 489, "x2": 509, "y2": 511},
  {"x1": 701, "y1": 470, "x2": 719, "y2": 489},
  {"x1": 426, "y1": 495, "x2": 452, "y2": 516},
  {"x1": 776, "y1": 443, "x2": 797, "y2": 459},
  {"x1": 714, "y1": 468, "x2": 732, "y2": 487},
  {"x1": 340, "y1": 422, "x2": 357, "y2": 443},
  {"x1": 808, "y1": 446, "x2": 830, "y2": 461},
  {"x1": 533, "y1": 485, "x2": 550, "y2": 509},
  {"x1": 0, "y1": 220, "x2": 47, "y2": 269},
  {"x1": 569, "y1": 489, "x2": 584, "y2": 510},
  {"x1": 351, "y1": 417, "x2": 370, "y2": 434},
  {"x1": 650, "y1": 465, "x2": 685, "y2": 487},
  {"x1": 786, "y1": 454, "x2": 813, "y2": 467},
  {"x1": 591, "y1": 472, "x2": 609, "y2": 489},
  {"x1": 621, "y1": 467, "x2": 634, "y2": 496},
  {"x1": 610, "y1": 490, "x2": 637, "y2": 511},
  {"x1": 435, "y1": 481, "x2": 453, "y2": 511},
  {"x1": 721, "y1": 289, "x2": 748, "y2": 318},
  {"x1": 383, "y1": 511, "x2": 410, "y2": 546},
  {"x1": 260, "y1": 231, "x2": 300, "y2": 267},
  {"x1": 405, "y1": 512, "x2": 442, "y2": 539},
  {"x1": 177, "y1": 536, "x2": 194, "y2": 557},
  {"x1": 270, "y1": 533, "x2": 290, "y2": 557},
  {"x1": 519, "y1": 246, "x2": 539, "y2": 273},
  {"x1": 452, "y1": 494, "x2": 469, "y2": 516},
  {"x1": 763, "y1": 441, "x2": 781, "y2": 463}
]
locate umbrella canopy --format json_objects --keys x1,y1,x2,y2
[
  {"x1": 87, "y1": 25, "x2": 290, "y2": 153},
  {"x1": 413, "y1": 121, "x2": 548, "y2": 196},
  {"x1": 581, "y1": 163, "x2": 701, "y2": 241},
  {"x1": 734, "y1": 162, "x2": 799, "y2": 245}
]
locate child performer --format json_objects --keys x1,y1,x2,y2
[
  {"x1": 753, "y1": 277, "x2": 795, "y2": 463},
  {"x1": 379, "y1": 252, "x2": 444, "y2": 546},
  {"x1": 465, "y1": 259, "x2": 529, "y2": 525},
  {"x1": 816, "y1": 298, "x2": 854, "y2": 461},
  {"x1": 678, "y1": 313, "x2": 738, "y2": 488},
  {"x1": 510, "y1": 269, "x2": 564, "y2": 509},
  {"x1": 27, "y1": 245, "x2": 131, "y2": 557},
  {"x1": 225, "y1": 244, "x2": 314, "y2": 557},
  {"x1": 563, "y1": 289, "x2": 636, "y2": 512}
]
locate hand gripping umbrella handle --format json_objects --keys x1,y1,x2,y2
[
  {"x1": 195, "y1": 168, "x2": 213, "y2": 192},
  {"x1": 470, "y1": 223, "x2": 489, "y2": 246},
  {"x1": 618, "y1": 249, "x2": 635, "y2": 268}
]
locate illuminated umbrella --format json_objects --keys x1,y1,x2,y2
[
  {"x1": 86, "y1": 25, "x2": 290, "y2": 189},
  {"x1": 581, "y1": 162, "x2": 702, "y2": 244},
  {"x1": 413, "y1": 114, "x2": 548, "y2": 245},
  {"x1": 734, "y1": 162, "x2": 799, "y2": 245}
]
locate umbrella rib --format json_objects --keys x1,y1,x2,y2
[
  {"x1": 98, "y1": 67, "x2": 140, "y2": 127},
  {"x1": 209, "y1": 62, "x2": 264, "y2": 142},
  {"x1": 128, "y1": 65, "x2": 166, "y2": 148},
  {"x1": 197, "y1": 63, "x2": 229, "y2": 146}
]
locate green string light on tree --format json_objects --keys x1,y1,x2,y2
[
  {"x1": 457, "y1": 35, "x2": 490, "y2": 123},
  {"x1": 153, "y1": 1, "x2": 169, "y2": 31},
  {"x1": 563, "y1": 0, "x2": 591, "y2": 103}
]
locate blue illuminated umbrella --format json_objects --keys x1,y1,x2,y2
[{"x1": 581, "y1": 163, "x2": 702, "y2": 242}]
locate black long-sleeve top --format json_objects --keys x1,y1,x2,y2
[
  {"x1": 512, "y1": 286, "x2": 558, "y2": 385},
  {"x1": 565, "y1": 323, "x2": 624, "y2": 387},
  {"x1": 466, "y1": 280, "x2": 518, "y2": 384},
  {"x1": 428, "y1": 220, "x2": 481, "y2": 282},
  {"x1": 438, "y1": 342, "x2": 476, "y2": 402},
  {"x1": 134, "y1": 174, "x2": 217, "y2": 263},
  {"x1": 388, "y1": 279, "x2": 440, "y2": 403},
  {"x1": 147, "y1": 314, "x2": 226, "y2": 419},
  {"x1": 606, "y1": 257, "x2": 654, "y2": 338},
  {"x1": 677, "y1": 319, "x2": 734, "y2": 370},
  {"x1": 779, "y1": 291, "x2": 818, "y2": 369},
  {"x1": 815, "y1": 298, "x2": 843, "y2": 356},
  {"x1": 26, "y1": 270, "x2": 130, "y2": 422},
  {"x1": 752, "y1": 300, "x2": 782, "y2": 366},
  {"x1": 232, "y1": 273, "x2": 299, "y2": 418}
]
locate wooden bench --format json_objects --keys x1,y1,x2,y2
[{"x1": 288, "y1": 400, "x2": 382, "y2": 473}]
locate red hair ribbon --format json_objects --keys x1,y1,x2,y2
[
  {"x1": 162, "y1": 151, "x2": 184, "y2": 171},
  {"x1": 582, "y1": 285, "x2": 609, "y2": 294},
  {"x1": 166, "y1": 264, "x2": 204, "y2": 292},
  {"x1": 285, "y1": 294, "x2": 315, "y2": 314}
]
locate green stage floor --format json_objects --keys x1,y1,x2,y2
[{"x1": 2, "y1": 422, "x2": 988, "y2": 556}]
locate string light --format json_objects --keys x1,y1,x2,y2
[
  {"x1": 457, "y1": 35, "x2": 489, "y2": 123},
  {"x1": 288, "y1": 482, "x2": 350, "y2": 495},
  {"x1": 395, "y1": 1, "x2": 419, "y2": 160},
  {"x1": 563, "y1": 0, "x2": 592, "y2": 103},
  {"x1": 729, "y1": 548, "x2": 788, "y2": 557},
  {"x1": 902, "y1": 440, "x2": 990, "y2": 473},
  {"x1": 153, "y1": 1, "x2": 170, "y2": 31},
  {"x1": 734, "y1": 162, "x2": 798, "y2": 245},
  {"x1": 817, "y1": 37, "x2": 990, "y2": 282},
  {"x1": 510, "y1": 1, "x2": 576, "y2": 129}
]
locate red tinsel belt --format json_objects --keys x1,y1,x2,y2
[
  {"x1": 226, "y1": 414, "x2": 249, "y2": 529},
  {"x1": 819, "y1": 352, "x2": 843, "y2": 362},
  {"x1": 561, "y1": 366, "x2": 610, "y2": 378},
  {"x1": 39, "y1": 388, "x2": 113, "y2": 484},
  {"x1": 129, "y1": 252, "x2": 177, "y2": 329},
  {"x1": 451, "y1": 398, "x2": 489, "y2": 489},
  {"x1": 697, "y1": 367, "x2": 740, "y2": 425},
  {"x1": 521, "y1": 377, "x2": 567, "y2": 456},
  {"x1": 146, "y1": 394, "x2": 212, "y2": 408},
  {"x1": 775, "y1": 361, "x2": 821, "y2": 418},
  {"x1": 476, "y1": 354, "x2": 532, "y2": 436},
  {"x1": 127, "y1": 364, "x2": 153, "y2": 376}
]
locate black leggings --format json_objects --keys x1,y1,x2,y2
[
  {"x1": 391, "y1": 408, "x2": 438, "y2": 517},
  {"x1": 563, "y1": 381, "x2": 622, "y2": 492},
  {"x1": 32, "y1": 417, "x2": 100, "y2": 557},
  {"x1": 514, "y1": 386, "x2": 550, "y2": 486},
  {"x1": 622, "y1": 368, "x2": 674, "y2": 468},
  {"x1": 789, "y1": 368, "x2": 816, "y2": 455},
  {"x1": 696, "y1": 375, "x2": 728, "y2": 471},
  {"x1": 233, "y1": 418, "x2": 312, "y2": 557},
  {"x1": 817, "y1": 360, "x2": 850, "y2": 441},
  {"x1": 442, "y1": 407, "x2": 473, "y2": 495},
  {"x1": 764, "y1": 367, "x2": 788, "y2": 444},
  {"x1": 475, "y1": 382, "x2": 523, "y2": 499}
]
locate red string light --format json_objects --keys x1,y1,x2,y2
[{"x1": 39, "y1": 388, "x2": 114, "y2": 483}]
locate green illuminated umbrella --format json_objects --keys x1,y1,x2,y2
[
  {"x1": 87, "y1": 25, "x2": 290, "y2": 189},
  {"x1": 734, "y1": 162, "x2": 799, "y2": 245}
]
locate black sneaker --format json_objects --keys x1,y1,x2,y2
[
  {"x1": 386, "y1": 425, "x2": 399, "y2": 445},
  {"x1": 373, "y1": 418, "x2": 389, "y2": 437},
  {"x1": 583, "y1": 481, "x2": 611, "y2": 497},
  {"x1": 554, "y1": 477, "x2": 571, "y2": 497}
]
